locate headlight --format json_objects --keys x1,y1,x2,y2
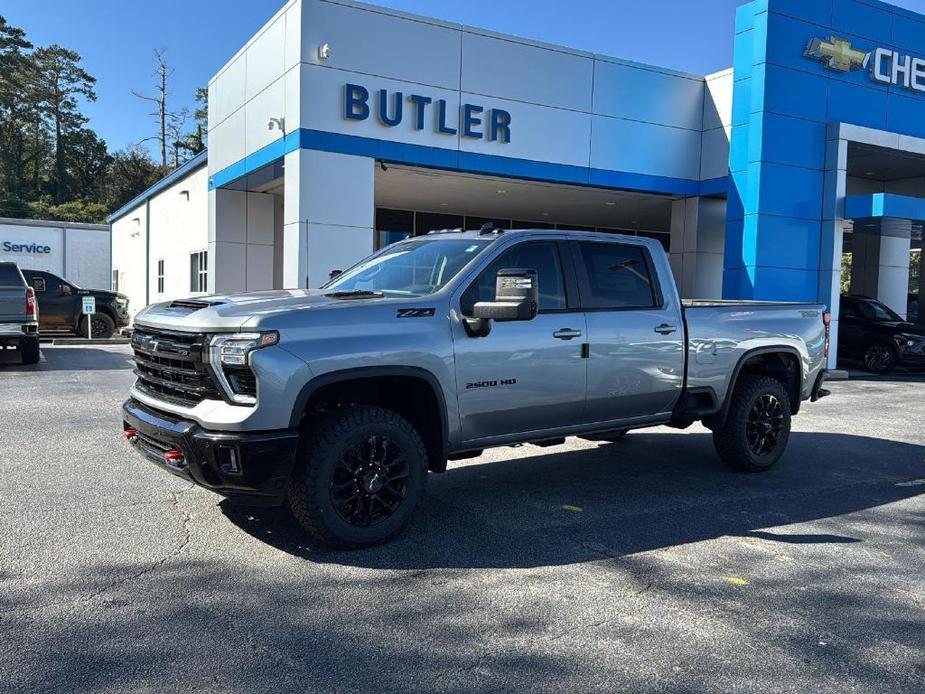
[
  {"x1": 209, "y1": 332, "x2": 279, "y2": 366},
  {"x1": 207, "y1": 332, "x2": 278, "y2": 405},
  {"x1": 894, "y1": 333, "x2": 922, "y2": 348}
]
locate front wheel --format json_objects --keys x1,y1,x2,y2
[
  {"x1": 79, "y1": 313, "x2": 115, "y2": 339},
  {"x1": 288, "y1": 405, "x2": 428, "y2": 548},
  {"x1": 712, "y1": 375, "x2": 791, "y2": 472},
  {"x1": 862, "y1": 342, "x2": 896, "y2": 374}
]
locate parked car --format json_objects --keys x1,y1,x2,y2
[
  {"x1": 22, "y1": 269, "x2": 130, "y2": 338},
  {"x1": 838, "y1": 294, "x2": 925, "y2": 374},
  {"x1": 121, "y1": 227, "x2": 831, "y2": 548},
  {"x1": 0, "y1": 262, "x2": 40, "y2": 364}
]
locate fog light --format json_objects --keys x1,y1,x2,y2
[{"x1": 217, "y1": 445, "x2": 241, "y2": 474}]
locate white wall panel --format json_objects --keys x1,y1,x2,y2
[
  {"x1": 462, "y1": 32, "x2": 593, "y2": 111},
  {"x1": 302, "y1": 1, "x2": 461, "y2": 89},
  {"x1": 284, "y1": 2, "x2": 302, "y2": 71},
  {"x1": 246, "y1": 243, "x2": 274, "y2": 291},
  {"x1": 212, "y1": 241, "x2": 247, "y2": 293},
  {"x1": 215, "y1": 189, "x2": 247, "y2": 244},
  {"x1": 245, "y1": 76, "x2": 286, "y2": 157},
  {"x1": 210, "y1": 55, "x2": 246, "y2": 129},
  {"x1": 300, "y1": 64, "x2": 460, "y2": 150},
  {"x1": 591, "y1": 115, "x2": 701, "y2": 180},
  {"x1": 458, "y1": 94, "x2": 591, "y2": 167},
  {"x1": 701, "y1": 127, "x2": 730, "y2": 180},
  {"x1": 593, "y1": 60, "x2": 703, "y2": 131},
  {"x1": 246, "y1": 192, "x2": 276, "y2": 245},
  {"x1": 209, "y1": 108, "x2": 247, "y2": 173},
  {"x1": 298, "y1": 150, "x2": 374, "y2": 227},
  {"x1": 246, "y1": 15, "x2": 286, "y2": 101},
  {"x1": 704, "y1": 69, "x2": 733, "y2": 132}
]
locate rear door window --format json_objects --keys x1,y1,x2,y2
[{"x1": 575, "y1": 242, "x2": 659, "y2": 309}]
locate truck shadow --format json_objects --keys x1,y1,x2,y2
[
  {"x1": 221, "y1": 431, "x2": 925, "y2": 570},
  {"x1": 0, "y1": 345, "x2": 133, "y2": 371}
]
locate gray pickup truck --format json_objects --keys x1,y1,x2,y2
[
  {"x1": 122, "y1": 228, "x2": 831, "y2": 547},
  {"x1": 0, "y1": 262, "x2": 40, "y2": 365}
]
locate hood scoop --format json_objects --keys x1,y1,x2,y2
[{"x1": 166, "y1": 299, "x2": 226, "y2": 313}]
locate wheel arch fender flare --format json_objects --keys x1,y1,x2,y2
[
  {"x1": 289, "y1": 365, "x2": 450, "y2": 469},
  {"x1": 705, "y1": 346, "x2": 803, "y2": 430}
]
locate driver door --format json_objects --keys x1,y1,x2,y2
[{"x1": 452, "y1": 241, "x2": 587, "y2": 443}]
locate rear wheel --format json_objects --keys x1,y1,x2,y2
[
  {"x1": 79, "y1": 313, "x2": 115, "y2": 339},
  {"x1": 712, "y1": 375, "x2": 791, "y2": 472},
  {"x1": 862, "y1": 342, "x2": 896, "y2": 374},
  {"x1": 288, "y1": 405, "x2": 428, "y2": 548},
  {"x1": 20, "y1": 337, "x2": 40, "y2": 365}
]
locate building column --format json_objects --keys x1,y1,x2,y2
[
  {"x1": 917, "y1": 247, "x2": 925, "y2": 327},
  {"x1": 208, "y1": 188, "x2": 276, "y2": 294},
  {"x1": 669, "y1": 197, "x2": 725, "y2": 299},
  {"x1": 283, "y1": 149, "x2": 375, "y2": 288},
  {"x1": 851, "y1": 231, "x2": 911, "y2": 318}
]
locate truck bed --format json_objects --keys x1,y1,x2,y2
[{"x1": 682, "y1": 300, "x2": 828, "y2": 407}]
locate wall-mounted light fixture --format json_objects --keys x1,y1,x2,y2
[
  {"x1": 131, "y1": 217, "x2": 141, "y2": 237},
  {"x1": 268, "y1": 116, "x2": 285, "y2": 132},
  {"x1": 318, "y1": 43, "x2": 331, "y2": 60},
  {"x1": 179, "y1": 190, "x2": 190, "y2": 200}
]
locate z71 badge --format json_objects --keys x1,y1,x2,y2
[{"x1": 396, "y1": 308, "x2": 436, "y2": 318}]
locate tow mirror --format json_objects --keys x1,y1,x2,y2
[{"x1": 464, "y1": 268, "x2": 539, "y2": 338}]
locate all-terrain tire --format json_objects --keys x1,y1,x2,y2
[
  {"x1": 79, "y1": 312, "x2": 115, "y2": 339},
  {"x1": 20, "y1": 337, "x2": 40, "y2": 365},
  {"x1": 712, "y1": 375, "x2": 791, "y2": 473},
  {"x1": 287, "y1": 405, "x2": 428, "y2": 549}
]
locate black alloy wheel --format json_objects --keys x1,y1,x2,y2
[
  {"x1": 329, "y1": 435, "x2": 410, "y2": 527},
  {"x1": 863, "y1": 343, "x2": 895, "y2": 374},
  {"x1": 745, "y1": 393, "x2": 784, "y2": 457}
]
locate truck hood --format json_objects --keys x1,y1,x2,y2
[{"x1": 133, "y1": 289, "x2": 425, "y2": 332}]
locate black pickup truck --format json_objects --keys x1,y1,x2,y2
[{"x1": 23, "y1": 269, "x2": 130, "y2": 338}]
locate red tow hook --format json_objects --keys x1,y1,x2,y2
[
  {"x1": 163, "y1": 449, "x2": 185, "y2": 465},
  {"x1": 123, "y1": 427, "x2": 139, "y2": 443}
]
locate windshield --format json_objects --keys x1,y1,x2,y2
[
  {"x1": 856, "y1": 299, "x2": 903, "y2": 323},
  {"x1": 324, "y1": 238, "x2": 492, "y2": 296}
]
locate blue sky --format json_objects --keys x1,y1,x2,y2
[{"x1": 4, "y1": 0, "x2": 925, "y2": 154}]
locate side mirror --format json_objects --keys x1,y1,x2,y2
[
  {"x1": 60, "y1": 285, "x2": 71, "y2": 296},
  {"x1": 463, "y1": 268, "x2": 539, "y2": 338}
]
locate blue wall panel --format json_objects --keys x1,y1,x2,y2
[{"x1": 725, "y1": 0, "x2": 925, "y2": 304}]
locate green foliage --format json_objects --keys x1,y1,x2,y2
[{"x1": 0, "y1": 15, "x2": 203, "y2": 223}]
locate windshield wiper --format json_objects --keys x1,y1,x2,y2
[{"x1": 324, "y1": 289, "x2": 385, "y2": 299}]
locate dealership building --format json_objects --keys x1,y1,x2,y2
[{"x1": 110, "y1": 0, "x2": 925, "y2": 366}]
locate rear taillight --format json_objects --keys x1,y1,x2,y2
[
  {"x1": 25, "y1": 287, "x2": 36, "y2": 318},
  {"x1": 823, "y1": 311, "x2": 831, "y2": 358}
]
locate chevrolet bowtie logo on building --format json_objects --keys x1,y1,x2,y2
[{"x1": 804, "y1": 36, "x2": 869, "y2": 72}]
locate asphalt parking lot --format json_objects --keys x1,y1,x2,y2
[{"x1": 1, "y1": 345, "x2": 923, "y2": 693}]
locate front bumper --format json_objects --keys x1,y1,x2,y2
[{"x1": 122, "y1": 398, "x2": 299, "y2": 506}]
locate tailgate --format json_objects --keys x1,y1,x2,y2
[{"x1": 0, "y1": 287, "x2": 27, "y2": 322}]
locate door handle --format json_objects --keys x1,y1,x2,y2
[
  {"x1": 553, "y1": 328, "x2": 582, "y2": 340},
  {"x1": 654, "y1": 323, "x2": 677, "y2": 335}
]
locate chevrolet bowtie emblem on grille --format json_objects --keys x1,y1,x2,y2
[{"x1": 804, "y1": 36, "x2": 870, "y2": 72}]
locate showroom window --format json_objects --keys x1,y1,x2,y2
[
  {"x1": 190, "y1": 251, "x2": 207, "y2": 293},
  {"x1": 157, "y1": 259, "x2": 165, "y2": 294}
]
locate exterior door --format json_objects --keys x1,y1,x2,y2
[
  {"x1": 571, "y1": 240, "x2": 684, "y2": 422},
  {"x1": 453, "y1": 241, "x2": 587, "y2": 442},
  {"x1": 27, "y1": 271, "x2": 71, "y2": 329}
]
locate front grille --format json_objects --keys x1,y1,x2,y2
[{"x1": 131, "y1": 327, "x2": 222, "y2": 407}]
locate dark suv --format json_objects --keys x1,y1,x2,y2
[
  {"x1": 23, "y1": 269, "x2": 130, "y2": 338},
  {"x1": 838, "y1": 294, "x2": 925, "y2": 374}
]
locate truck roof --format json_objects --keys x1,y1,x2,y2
[{"x1": 418, "y1": 226, "x2": 648, "y2": 244}]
